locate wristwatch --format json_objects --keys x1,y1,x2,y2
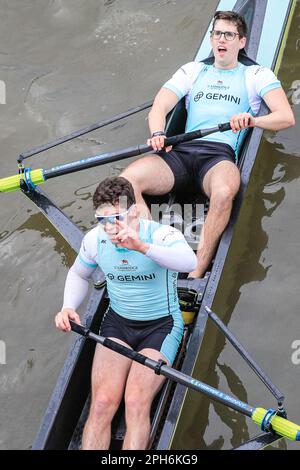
[{"x1": 151, "y1": 131, "x2": 166, "y2": 137}]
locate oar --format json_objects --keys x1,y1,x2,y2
[
  {"x1": 0, "y1": 123, "x2": 231, "y2": 193},
  {"x1": 17, "y1": 100, "x2": 153, "y2": 164},
  {"x1": 69, "y1": 320, "x2": 300, "y2": 442},
  {"x1": 205, "y1": 307, "x2": 285, "y2": 406}
]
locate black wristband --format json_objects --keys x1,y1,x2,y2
[{"x1": 151, "y1": 131, "x2": 166, "y2": 138}]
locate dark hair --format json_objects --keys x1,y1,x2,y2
[
  {"x1": 213, "y1": 11, "x2": 248, "y2": 38},
  {"x1": 93, "y1": 176, "x2": 136, "y2": 210}
]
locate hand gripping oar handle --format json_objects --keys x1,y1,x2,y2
[
  {"x1": 70, "y1": 321, "x2": 158, "y2": 367},
  {"x1": 162, "y1": 122, "x2": 232, "y2": 147},
  {"x1": 69, "y1": 320, "x2": 300, "y2": 442},
  {"x1": 0, "y1": 122, "x2": 231, "y2": 193},
  {"x1": 144, "y1": 122, "x2": 232, "y2": 148},
  {"x1": 42, "y1": 123, "x2": 232, "y2": 180}
]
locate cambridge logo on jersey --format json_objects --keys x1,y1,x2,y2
[
  {"x1": 207, "y1": 81, "x2": 230, "y2": 91},
  {"x1": 113, "y1": 260, "x2": 138, "y2": 271}
]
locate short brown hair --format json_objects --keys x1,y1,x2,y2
[
  {"x1": 93, "y1": 176, "x2": 136, "y2": 210},
  {"x1": 213, "y1": 11, "x2": 248, "y2": 38}
]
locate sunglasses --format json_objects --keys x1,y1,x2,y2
[{"x1": 95, "y1": 205, "x2": 134, "y2": 225}]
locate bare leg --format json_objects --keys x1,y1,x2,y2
[
  {"x1": 82, "y1": 339, "x2": 132, "y2": 450},
  {"x1": 189, "y1": 161, "x2": 241, "y2": 278},
  {"x1": 121, "y1": 155, "x2": 175, "y2": 219},
  {"x1": 122, "y1": 348, "x2": 169, "y2": 450}
]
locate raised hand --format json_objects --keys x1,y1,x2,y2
[{"x1": 115, "y1": 220, "x2": 149, "y2": 253}]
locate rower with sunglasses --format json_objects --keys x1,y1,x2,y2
[
  {"x1": 121, "y1": 10, "x2": 295, "y2": 279},
  {"x1": 55, "y1": 176, "x2": 197, "y2": 450}
]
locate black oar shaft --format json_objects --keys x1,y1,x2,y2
[
  {"x1": 43, "y1": 145, "x2": 146, "y2": 179},
  {"x1": 70, "y1": 320, "x2": 254, "y2": 417},
  {"x1": 43, "y1": 123, "x2": 231, "y2": 180},
  {"x1": 159, "y1": 367, "x2": 253, "y2": 416},
  {"x1": 18, "y1": 100, "x2": 153, "y2": 162},
  {"x1": 205, "y1": 307, "x2": 285, "y2": 404},
  {"x1": 0, "y1": 122, "x2": 232, "y2": 193}
]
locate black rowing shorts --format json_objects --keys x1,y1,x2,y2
[
  {"x1": 158, "y1": 140, "x2": 236, "y2": 194},
  {"x1": 100, "y1": 308, "x2": 184, "y2": 365}
]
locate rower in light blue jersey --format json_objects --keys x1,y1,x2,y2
[
  {"x1": 79, "y1": 218, "x2": 183, "y2": 321},
  {"x1": 163, "y1": 61, "x2": 281, "y2": 159},
  {"x1": 121, "y1": 10, "x2": 294, "y2": 281},
  {"x1": 55, "y1": 176, "x2": 197, "y2": 450}
]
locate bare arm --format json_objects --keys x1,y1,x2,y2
[
  {"x1": 147, "y1": 88, "x2": 180, "y2": 151},
  {"x1": 55, "y1": 256, "x2": 96, "y2": 332},
  {"x1": 148, "y1": 87, "x2": 180, "y2": 134},
  {"x1": 230, "y1": 88, "x2": 295, "y2": 133},
  {"x1": 255, "y1": 87, "x2": 295, "y2": 130}
]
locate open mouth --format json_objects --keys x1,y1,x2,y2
[{"x1": 217, "y1": 46, "x2": 227, "y2": 53}]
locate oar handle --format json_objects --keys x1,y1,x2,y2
[
  {"x1": 69, "y1": 320, "x2": 155, "y2": 367},
  {"x1": 43, "y1": 122, "x2": 231, "y2": 177},
  {"x1": 69, "y1": 320, "x2": 89, "y2": 337},
  {"x1": 118, "y1": 122, "x2": 232, "y2": 158},
  {"x1": 0, "y1": 122, "x2": 232, "y2": 193},
  {"x1": 69, "y1": 320, "x2": 300, "y2": 441},
  {"x1": 130, "y1": 122, "x2": 232, "y2": 157},
  {"x1": 164, "y1": 122, "x2": 231, "y2": 147}
]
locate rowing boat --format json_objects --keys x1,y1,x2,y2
[{"x1": 28, "y1": 0, "x2": 295, "y2": 450}]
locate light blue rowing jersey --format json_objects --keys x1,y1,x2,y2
[
  {"x1": 163, "y1": 61, "x2": 281, "y2": 159},
  {"x1": 79, "y1": 219, "x2": 185, "y2": 321}
]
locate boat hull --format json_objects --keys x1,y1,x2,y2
[{"x1": 30, "y1": 0, "x2": 295, "y2": 451}]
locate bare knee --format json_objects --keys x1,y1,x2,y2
[
  {"x1": 121, "y1": 156, "x2": 174, "y2": 196},
  {"x1": 121, "y1": 158, "x2": 155, "y2": 192},
  {"x1": 90, "y1": 392, "x2": 120, "y2": 421},
  {"x1": 125, "y1": 390, "x2": 150, "y2": 421},
  {"x1": 121, "y1": 166, "x2": 142, "y2": 188},
  {"x1": 210, "y1": 184, "x2": 239, "y2": 212}
]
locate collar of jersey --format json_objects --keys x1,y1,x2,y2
[{"x1": 212, "y1": 62, "x2": 242, "y2": 73}]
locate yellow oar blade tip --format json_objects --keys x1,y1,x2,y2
[
  {"x1": 253, "y1": 408, "x2": 300, "y2": 442},
  {"x1": 0, "y1": 169, "x2": 44, "y2": 193},
  {"x1": 0, "y1": 174, "x2": 22, "y2": 193}
]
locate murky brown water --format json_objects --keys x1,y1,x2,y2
[
  {"x1": 171, "y1": 0, "x2": 300, "y2": 451},
  {"x1": 0, "y1": 0, "x2": 219, "y2": 450}
]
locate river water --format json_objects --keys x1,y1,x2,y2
[
  {"x1": 0, "y1": 0, "x2": 299, "y2": 450},
  {"x1": 171, "y1": 0, "x2": 300, "y2": 451}
]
